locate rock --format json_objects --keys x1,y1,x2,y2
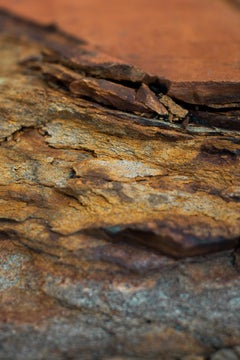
[
  {"x1": 210, "y1": 348, "x2": 239, "y2": 360},
  {"x1": 41, "y1": 62, "x2": 84, "y2": 85},
  {"x1": 136, "y1": 84, "x2": 168, "y2": 116},
  {"x1": 159, "y1": 95, "x2": 188, "y2": 119},
  {"x1": 0, "y1": 8, "x2": 239, "y2": 360},
  {"x1": 1, "y1": 0, "x2": 240, "y2": 106},
  {"x1": 69, "y1": 77, "x2": 148, "y2": 114}
]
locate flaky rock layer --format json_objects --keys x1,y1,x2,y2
[{"x1": 0, "y1": 9, "x2": 239, "y2": 360}]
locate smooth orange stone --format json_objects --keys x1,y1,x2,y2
[{"x1": 0, "y1": 0, "x2": 239, "y2": 84}]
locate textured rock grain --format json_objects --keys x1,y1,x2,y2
[{"x1": 0, "y1": 10, "x2": 239, "y2": 360}]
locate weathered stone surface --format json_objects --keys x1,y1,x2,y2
[
  {"x1": 69, "y1": 78, "x2": 148, "y2": 114},
  {"x1": 0, "y1": 9, "x2": 239, "y2": 360}
]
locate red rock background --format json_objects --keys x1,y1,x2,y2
[{"x1": 0, "y1": 0, "x2": 239, "y2": 82}]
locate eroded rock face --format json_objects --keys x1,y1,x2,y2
[{"x1": 0, "y1": 12, "x2": 239, "y2": 360}]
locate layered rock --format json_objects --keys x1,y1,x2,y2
[{"x1": 0, "y1": 9, "x2": 239, "y2": 360}]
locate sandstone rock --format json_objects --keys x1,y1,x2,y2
[{"x1": 0, "y1": 8, "x2": 239, "y2": 360}]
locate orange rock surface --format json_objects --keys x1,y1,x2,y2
[
  {"x1": 0, "y1": 6, "x2": 240, "y2": 360},
  {"x1": 0, "y1": 0, "x2": 239, "y2": 83}
]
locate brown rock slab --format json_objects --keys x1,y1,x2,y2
[
  {"x1": 70, "y1": 77, "x2": 148, "y2": 114},
  {"x1": 136, "y1": 84, "x2": 168, "y2": 116}
]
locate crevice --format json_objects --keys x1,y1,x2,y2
[
  {"x1": 1, "y1": 124, "x2": 46, "y2": 144},
  {"x1": 69, "y1": 168, "x2": 77, "y2": 179},
  {"x1": 231, "y1": 239, "x2": 240, "y2": 273},
  {"x1": 171, "y1": 96, "x2": 240, "y2": 113},
  {"x1": 0, "y1": 229, "x2": 19, "y2": 241}
]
